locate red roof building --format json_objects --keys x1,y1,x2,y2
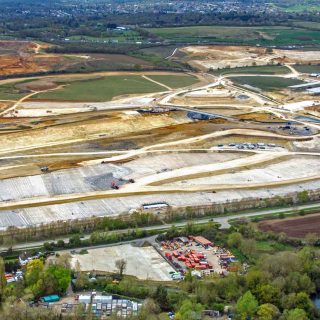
[{"x1": 193, "y1": 236, "x2": 213, "y2": 247}]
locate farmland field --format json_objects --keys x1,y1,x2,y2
[
  {"x1": 33, "y1": 75, "x2": 165, "y2": 101},
  {"x1": 258, "y1": 213, "x2": 320, "y2": 238},
  {"x1": 230, "y1": 76, "x2": 303, "y2": 91},
  {"x1": 294, "y1": 64, "x2": 320, "y2": 73},
  {"x1": 146, "y1": 26, "x2": 320, "y2": 46},
  {"x1": 212, "y1": 65, "x2": 290, "y2": 76}
]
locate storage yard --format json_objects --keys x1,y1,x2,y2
[
  {"x1": 70, "y1": 244, "x2": 176, "y2": 281},
  {"x1": 161, "y1": 236, "x2": 237, "y2": 277},
  {"x1": 0, "y1": 43, "x2": 320, "y2": 231},
  {"x1": 69, "y1": 235, "x2": 237, "y2": 282}
]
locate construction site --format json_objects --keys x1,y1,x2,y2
[{"x1": 0, "y1": 41, "x2": 319, "y2": 230}]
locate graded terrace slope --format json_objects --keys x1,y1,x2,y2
[{"x1": 0, "y1": 49, "x2": 319, "y2": 230}]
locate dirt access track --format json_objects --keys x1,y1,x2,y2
[
  {"x1": 258, "y1": 213, "x2": 320, "y2": 238},
  {"x1": 0, "y1": 43, "x2": 320, "y2": 229},
  {"x1": 181, "y1": 45, "x2": 320, "y2": 70}
]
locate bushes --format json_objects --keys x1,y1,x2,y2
[
  {"x1": 0, "y1": 213, "x2": 162, "y2": 247},
  {"x1": 298, "y1": 191, "x2": 310, "y2": 203},
  {"x1": 75, "y1": 277, "x2": 150, "y2": 300}
]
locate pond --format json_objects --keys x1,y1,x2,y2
[
  {"x1": 295, "y1": 116, "x2": 320, "y2": 123},
  {"x1": 313, "y1": 295, "x2": 320, "y2": 310}
]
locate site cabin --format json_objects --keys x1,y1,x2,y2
[
  {"x1": 142, "y1": 202, "x2": 169, "y2": 214},
  {"x1": 79, "y1": 295, "x2": 91, "y2": 304}
]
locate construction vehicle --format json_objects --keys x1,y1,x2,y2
[
  {"x1": 40, "y1": 166, "x2": 49, "y2": 173},
  {"x1": 111, "y1": 180, "x2": 119, "y2": 190}
]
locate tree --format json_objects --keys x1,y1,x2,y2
[
  {"x1": 236, "y1": 291, "x2": 258, "y2": 320},
  {"x1": 297, "y1": 191, "x2": 309, "y2": 203},
  {"x1": 284, "y1": 272, "x2": 314, "y2": 294},
  {"x1": 153, "y1": 285, "x2": 170, "y2": 311},
  {"x1": 115, "y1": 259, "x2": 127, "y2": 279},
  {"x1": 2, "y1": 234, "x2": 16, "y2": 253},
  {"x1": 258, "y1": 252, "x2": 302, "y2": 277},
  {"x1": 43, "y1": 242, "x2": 54, "y2": 251},
  {"x1": 25, "y1": 259, "x2": 44, "y2": 286},
  {"x1": 284, "y1": 308, "x2": 308, "y2": 320},
  {"x1": 46, "y1": 265, "x2": 71, "y2": 295},
  {"x1": 305, "y1": 233, "x2": 318, "y2": 246},
  {"x1": 69, "y1": 234, "x2": 81, "y2": 246},
  {"x1": 281, "y1": 292, "x2": 313, "y2": 313},
  {"x1": 175, "y1": 299, "x2": 204, "y2": 320},
  {"x1": 256, "y1": 284, "x2": 280, "y2": 305},
  {"x1": 240, "y1": 239, "x2": 257, "y2": 257},
  {"x1": 56, "y1": 239, "x2": 65, "y2": 248},
  {"x1": 294, "y1": 292, "x2": 313, "y2": 312},
  {"x1": 257, "y1": 304, "x2": 280, "y2": 320},
  {"x1": 0, "y1": 257, "x2": 6, "y2": 303},
  {"x1": 246, "y1": 270, "x2": 270, "y2": 292},
  {"x1": 74, "y1": 271, "x2": 89, "y2": 291},
  {"x1": 227, "y1": 232, "x2": 243, "y2": 248},
  {"x1": 56, "y1": 253, "x2": 71, "y2": 269},
  {"x1": 138, "y1": 298, "x2": 160, "y2": 319}
]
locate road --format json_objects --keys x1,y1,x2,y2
[
  {"x1": 0, "y1": 84, "x2": 65, "y2": 117},
  {"x1": 165, "y1": 48, "x2": 178, "y2": 60},
  {"x1": 142, "y1": 75, "x2": 172, "y2": 91},
  {"x1": 83, "y1": 127, "x2": 313, "y2": 166},
  {"x1": 1, "y1": 202, "x2": 319, "y2": 253},
  {"x1": 1, "y1": 146, "x2": 319, "y2": 163}
]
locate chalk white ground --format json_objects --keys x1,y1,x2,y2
[
  {"x1": 0, "y1": 152, "x2": 244, "y2": 201},
  {"x1": 169, "y1": 157, "x2": 320, "y2": 186},
  {"x1": 279, "y1": 100, "x2": 320, "y2": 112},
  {"x1": 12, "y1": 96, "x2": 156, "y2": 117},
  {"x1": 183, "y1": 46, "x2": 320, "y2": 70},
  {"x1": 0, "y1": 180, "x2": 319, "y2": 229},
  {"x1": 71, "y1": 244, "x2": 175, "y2": 281}
]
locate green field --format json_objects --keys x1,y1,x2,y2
[
  {"x1": 291, "y1": 21, "x2": 320, "y2": 30},
  {"x1": 212, "y1": 65, "x2": 290, "y2": 76},
  {"x1": 33, "y1": 76, "x2": 167, "y2": 101},
  {"x1": 277, "y1": 3, "x2": 320, "y2": 12},
  {"x1": 256, "y1": 240, "x2": 293, "y2": 254},
  {"x1": 231, "y1": 76, "x2": 303, "y2": 91},
  {"x1": 68, "y1": 30, "x2": 143, "y2": 44},
  {"x1": 0, "y1": 80, "x2": 34, "y2": 100},
  {"x1": 294, "y1": 64, "x2": 320, "y2": 73},
  {"x1": 148, "y1": 74, "x2": 198, "y2": 88},
  {"x1": 146, "y1": 26, "x2": 320, "y2": 46}
]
